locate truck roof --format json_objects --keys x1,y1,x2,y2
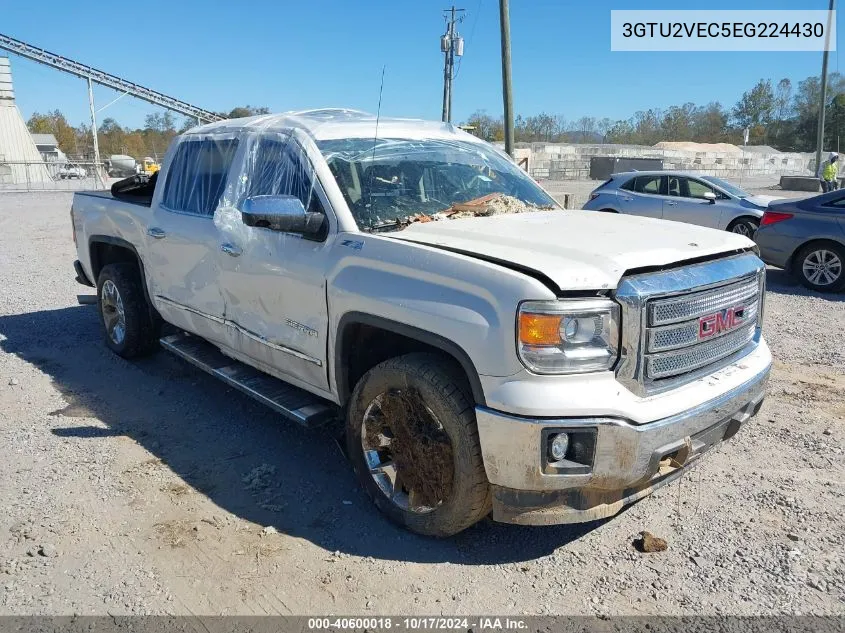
[{"x1": 185, "y1": 108, "x2": 480, "y2": 143}]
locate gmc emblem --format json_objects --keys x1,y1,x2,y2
[{"x1": 699, "y1": 306, "x2": 745, "y2": 339}]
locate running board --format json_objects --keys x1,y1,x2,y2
[{"x1": 160, "y1": 333, "x2": 338, "y2": 428}]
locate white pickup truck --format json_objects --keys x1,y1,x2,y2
[{"x1": 71, "y1": 109, "x2": 771, "y2": 536}]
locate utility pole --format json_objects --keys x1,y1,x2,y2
[
  {"x1": 499, "y1": 0, "x2": 514, "y2": 157},
  {"x1": 440, "y1": 6, "x2": 465, "y2": 123},
  {"x1": 815, "y1": 0, "x2": 836, "y2": 178}
]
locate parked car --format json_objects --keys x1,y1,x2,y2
[
  {"x1": 583, "y1": 171, "x2": 780, "y2": 237},
  {"x1": 70, "y1": 110, "x2": 771, "y2": 536},
  {"x1": 57, "y1": 165, "x2": 87, "y2": 179},
  {"x1": 755, "y1": 190, "x2": 845, "y2": 292}
]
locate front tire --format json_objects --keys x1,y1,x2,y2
[
  {"x1": 795, "y1": 242, "x2": 845, "y2": 292},
  {"x1": 346, "y1": 353, "x2": 491, "y2": 537},
  {"x1": 97, "y1": 263, "x2": 159, "y2": 358}
]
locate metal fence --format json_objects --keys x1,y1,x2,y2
[{"x1": 0, "y1": 160, "x2": 117, "y2": 192}]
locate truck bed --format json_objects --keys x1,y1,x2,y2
[{"x1": 77, "y1": 173, "x2": 159, "y2": 207}]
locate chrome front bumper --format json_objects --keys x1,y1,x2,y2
[{"x1": 476, "y1": 365, "x2": 770, "y2": 525}]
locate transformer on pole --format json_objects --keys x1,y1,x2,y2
[{"x1": 441, "y1": 6, "x2": 465, "y2": 124}]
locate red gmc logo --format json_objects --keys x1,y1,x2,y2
[{"x1": 699, "y1": 306, "x2": 745, "y2": 339}]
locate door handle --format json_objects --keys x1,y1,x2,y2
[
  {"x1": 147, "y1": 227, "x2": 167, "y2": 239},
  {"x1": 221, "y1": 243, "x2": 242, "y2": 257},
  {"x1": 665, "y1": 201, "x2": 677, "y2": 206},
  {"x1": 621, "y1": 196, "x2": 633, "y2": 202}
]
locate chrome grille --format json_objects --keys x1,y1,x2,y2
[
  {"x1": 613, "y1": 253, "x2": 765, "y2": 398},
  {"x1": 649, "y1": 277, "x2": 760, "y2": 326},
  {"x1": 647, "y1": 321, "x2": 757, "y2": 379},
  {"x1": 648, "y1": 300, "x2": 758, "y2": 353}
]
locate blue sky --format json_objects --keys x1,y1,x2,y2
[{"x1": 2, "y1": 0, "x2": 841, "y2": 130}]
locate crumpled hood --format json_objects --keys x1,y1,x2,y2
[{"x1": 390, "y1": 210, "x2": 754, "y2": 291}]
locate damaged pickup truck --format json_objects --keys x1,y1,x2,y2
[{"x1": 71, "y1": 109, "x2": 771, "y2": 536}]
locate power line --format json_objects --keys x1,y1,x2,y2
[{"x1": 453, "y1": 0, "x2": 482, "y2": 81}]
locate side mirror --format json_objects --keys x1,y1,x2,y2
[
  {"x1": 241, "y1": 195, "x2": 324, "y2": 234},
  {"x1": 703, "y1": 192, "x2": 717, "y2": 204}
]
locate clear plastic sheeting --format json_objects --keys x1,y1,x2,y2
[
  {"x1": 158, "y1": 108, "x2": 557, "y2": 237},
  {"x1": 161, "y1": 136, "x2": 239, "y2": 216}
]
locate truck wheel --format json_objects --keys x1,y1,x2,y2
[
  {"x1": 795, "y1": 242, "x2": 845, "y2": 292},
  {"x1": 96, "y1": 263, "x2": 159, "y2": 358},
  {"x1": 346, "y1": 353, "x2": 491, "y2": 537}
]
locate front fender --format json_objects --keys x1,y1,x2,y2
[{"x1": 326, "y1": 233, "x2": 558, "y2": 399}]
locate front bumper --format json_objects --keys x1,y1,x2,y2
[{"x1": 476, "y1": 364, "x2": 769, "y2": 525}]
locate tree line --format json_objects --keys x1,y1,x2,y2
[
  {"x1": 463, "y1": 72, "x2": 845, "y2": 153},
  {"x1": 26, "y1": 105, "x2": 269, "y2": 160}
]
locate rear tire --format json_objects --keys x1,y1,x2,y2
[
  {"x1": 795, "y1": 242, "x2": 845, "y2": 293},
  {"x1": 346, "y1": 353, "x2": 491, "y2": 537},
  {"x1": 96, "y1": 263, "x2": 159, "y2": 358},
  {"x1": 598, "y1": 208, "x2": 618, "y2": 213},
  {"x1": 728, "y1": 217, "x2": 759, "y2": 238}
]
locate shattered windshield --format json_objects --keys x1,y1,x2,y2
[{"x1": 316, "y1": 137, "x2": 557, "y2": 231}]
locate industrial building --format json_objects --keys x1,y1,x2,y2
[{"x1": 0, "y1": 56, "x2": 51, "y2": 185}]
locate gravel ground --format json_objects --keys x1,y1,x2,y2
[{"x1": 0, "y1": 191, "x2": 842, "y2": 616}]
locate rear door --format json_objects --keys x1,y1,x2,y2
[
  {"x1": 618, "y1": 175, "x2": 666, "y2": 219},
  {"x1": 663, "y1": 176, "x2": 726, "y2": 229},
  {"x1": 146, "y1": 136, "x2": 238, "y2": 345}
]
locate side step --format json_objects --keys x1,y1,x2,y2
[{"x1": 160, "y1": 333, "x2": 338, "y2": 428}]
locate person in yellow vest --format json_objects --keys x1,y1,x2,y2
[{"x1": 821, "y1": 152, "x2": 839, "y2": 192}]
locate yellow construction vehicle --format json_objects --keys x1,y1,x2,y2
[{"x1": 141, "y1": 157, "x2": 161, "y2": 175}]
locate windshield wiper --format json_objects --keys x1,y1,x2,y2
[{"x1": 362, "y1": 217, "x2": 421, "y2": 233}]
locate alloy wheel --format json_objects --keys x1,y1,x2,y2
[
  {"x1": 100, "y1": 279, "x2": 127, "y2": 345},
  {"x1": 802, "y1": 249, "x2": 842, "y2": 286}
]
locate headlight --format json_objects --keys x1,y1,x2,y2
[{"x1": 517, "y1": 299, "x2": 620, "y2": 374}]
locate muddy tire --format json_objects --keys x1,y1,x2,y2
[
  {"x1": 346, "y1": 353, "x2": 491, "y2": 537},
  {"x1": 96, "y1": 263, "x2": 159, "y2": 358},
  {"x1": 794, "y1": 241, "x2": 845, "y2": 293}
]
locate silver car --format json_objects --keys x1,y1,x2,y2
[{"x1": 582, "y1": 171, "x2": 779, "y2": 237}]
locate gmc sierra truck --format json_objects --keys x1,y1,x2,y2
[{"x1": 71, "y1": 109, "x2": 771, "y2": 536}]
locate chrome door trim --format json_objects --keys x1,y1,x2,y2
[
  {"x1": 154, "y1": 295, "x2": 322, "y2": 366},
  {"x1": 155, "y1": 295, "x2": 225, "y2": 324},
  {"x1": 226, "y1": 320, "x2": 323, "y2": 366}
]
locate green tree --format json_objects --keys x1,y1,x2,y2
[
  {"x1": 732, "y1": 79, "x2": 774, "y2": 144},
  {"x1": 824, "y1": 93, "x2": 845, "y2": 153},
  {"x1": 464, "y1": 110, "x2": 503, "y2": 142},
  {"x1": 26, "y1": 110, "x2": 78, "y2": 154},
  {"x1": 225, "y1": 105, "x2": 271, "y2": 119},
  {"x1": 692, "y1": 102, "x2": 729, "y2": 142}
]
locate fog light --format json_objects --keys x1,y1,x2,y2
[{"x1": 549, "y1": 433, "x2": 570, "y2": 461}]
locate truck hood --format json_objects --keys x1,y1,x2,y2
[{"x1": 390, "y1": 210, "x2": 753, "y2": 291}]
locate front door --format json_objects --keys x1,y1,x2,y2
[
  {"x1": 663, "y1": 176, "x2": 725, "y2": 229},
  {"x1": 216, "y1": 133, "x2": 333, "y2": 392},
  {"x1": 146, "y1": 136, "x2": 239, "y2": 345}
]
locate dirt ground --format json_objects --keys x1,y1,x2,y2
[{"x1": 0, "y1": 191, "x2": 843, "y2": 616}]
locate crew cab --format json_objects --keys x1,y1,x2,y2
[{"x1": 71, "y1": 109, "x2": 771, "y2": 536}]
